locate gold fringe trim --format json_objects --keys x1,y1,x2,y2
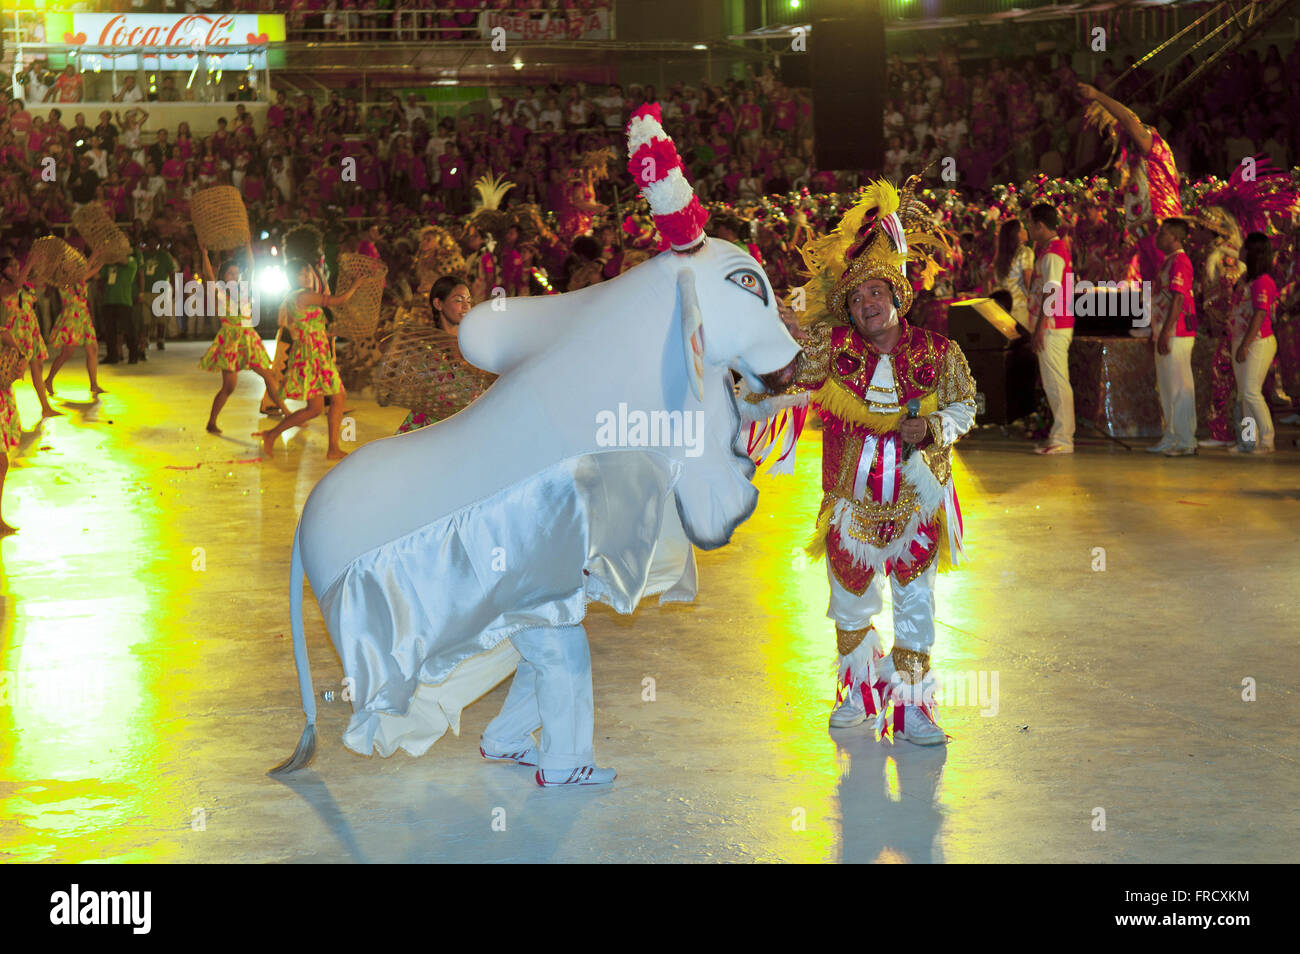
[
  {"x1": 812, "y1": 378, "x2": 940, "y2": 434},
  {"x1": 808, "y1": 488, "x2": 960, "y2": 573},
  {"x1": 934, "y1": 505, "x2": 956, "y2": 574},
  {"x1": 805, "y1": 503, "x2": 833, "y2": 561}
]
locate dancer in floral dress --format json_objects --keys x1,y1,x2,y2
[
  {"x1": 43, "y1": 248, "x2": 107, "y2": 397},
  {"x1": 256, "y1": 260, "x2": 359, "y2": 460},
  {"x1": 198, "y1": 244, "x2": 289, "y2": 433},
  {"x1": 0, "y1": 254, "x2": 60, "y2": 418}
]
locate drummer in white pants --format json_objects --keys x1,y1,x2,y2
[
  {"x1": 1150, "y1": 218, "x2": 1199, "y2": 456},
  {"x1": 1228, "y1": 233, "x2": 1280, "y2": 454},
  {"x1": 1027, "y1": 203, "x2": 1076, "y2": 455},
  {"x1": 480, "y1": 623, "x2": 616, "y2": 787}
]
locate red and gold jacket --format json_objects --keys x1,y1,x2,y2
[{"x1": 747, "y1": 319, "x2": 978, "y2": 592}]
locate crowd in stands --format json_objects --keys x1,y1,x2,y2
[
  {"x1": 3, "y1": 29, "x2": 1298, "y2": 372},
  {"x1": 881, "y1": 42, "x2": 1300, "y2": 188}
]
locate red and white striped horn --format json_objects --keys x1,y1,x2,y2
[{"x1": 626, "y1": 103, "x2": 708, "y2": 252}]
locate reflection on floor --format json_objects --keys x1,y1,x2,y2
[{"x1": 1, "y1": 342, "x2": 1297, "y2": 862}]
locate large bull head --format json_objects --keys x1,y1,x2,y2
[
  {"x1": 457, "y1": 235, "x2": 800, "y2": 553},
  {"x1": 662, "y1": 239, "x2": 801, "y2": 548}
]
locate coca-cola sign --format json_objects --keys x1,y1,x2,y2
[{"x1": 45, "y1": 12, "x2": 284, "y2": 70}]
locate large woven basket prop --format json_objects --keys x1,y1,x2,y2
[
  {"x1": 26, "y1": 236, "x2": 75, "y2": 287},
  {"x1": 30, "y1": 237, "x2": 91, "y2": 288},
  {"x1": 330, "y1": 253, "x2": 387, "y2": 339},
  {"x1": 190, "y1": 185, "x2": 250, "y2": 252},
  {"x1": 52, "y1": 243, "x2": 90, "y2": 288},
  {"x1": 0, "y1": 342, "x2": 25, "y2": 390},
  {"x1": 374, "y1": 326, "x2": 494, "y2": 421},
  {"x1": 72, "y1": 203, "x2": 131, "y2": 264}
]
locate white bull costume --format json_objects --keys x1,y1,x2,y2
[{"x1": 270, "y1": 105, "x2": 801, "y2": 784}]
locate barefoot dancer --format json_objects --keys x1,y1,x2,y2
[
  {"x1": 261, "y1": 225, "x2": 328, "y2": 416},
  {"x1": 44, "y1": 248, "x2": 108, "y2": 397},
  {"x1": 0, "y1": 254, "x2": 61, "y2": 417},
  {"x1": 198, "y1": 243, "x2": 289, "y2": 434},
  {"x1": 1, "y1": 327, "x2": 23, "y2": 535},
  {"x1": 256, "y1": 259, "x2": 359, "y2": 460}
]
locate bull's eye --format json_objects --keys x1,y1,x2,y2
[{"x1": 726, "y1": 268, "x2": 768, "y2": 307}]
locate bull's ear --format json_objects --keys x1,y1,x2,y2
[{"x1": 677, "y1": 266, "x2": 705, "y2": 402}]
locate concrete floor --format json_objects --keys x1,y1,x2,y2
[{"x1": 1, "y1": 341, "x2": 1297, "y2": 864}]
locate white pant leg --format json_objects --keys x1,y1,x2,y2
[
  {"x1": 890, "y1": 563, "x2": 938, "y2": 655},
  {"x1": 1232, "y1": 333, "x2": 1277, "y2": 450},
  {"x1": 826, "y1": 563, "x2": 886, "y2": 631},
  {"x1": 482, "y1": 659, "x2": 542, "y2": 748},
  {"x1": 1154, "y1": 342, "x2": 1174, "y2": 443},
  {"x1": 1038, "y1": 328, "x2": 1074, "y2": 447},
  {"x1": 505, "y1": 624, "x2": 595, "y2": 771},
  {"x1": 1168, "y1": 336, "x2": 1197, "y2": 448}
]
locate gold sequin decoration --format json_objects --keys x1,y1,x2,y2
[
  {"x1": 792, "y1": 323, "x2": 835, "y2": 392},
  {"x1": 836, "y1": 625, "x2": 872, "y2": 656},
  {"x1": 936, "y1": 343, "x2": 978, "y2": 407},
  {"x1": 892, "y1": 647, "x2": 931, "y2": 684},
  {"x1": 904, "y1": 332, "x2": 942, "y2": 392},
  {"x1": 893, "y1": 544, "x2": 938, "y2": 586},
  {"x1": 843, "y1": 488, "x2": 922, "y2": 547},
  {"x1": 831, "y1": 437, "x2": 867, "y2": 498}
]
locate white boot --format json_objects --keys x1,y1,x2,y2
[
  {"x1": 831, "y1": 628, "x2": 886, "y2": 728},
  {"x1": 876, "y1": 651, "x2": 949, "y2": 746}
]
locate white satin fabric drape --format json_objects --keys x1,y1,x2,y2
[{"x1": 319, "y1": 451, "x2": 698, "y2": 758}]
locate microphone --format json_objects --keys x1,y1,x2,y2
[{"x1": 902, "y1": 398, "x2": 921, "y2": 461}]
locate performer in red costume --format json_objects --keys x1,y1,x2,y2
[
  {"x1": 1078, "y1": 83, "x2": 1182, "y2": 307},
  {"x1": 742, "y1": 172, "x2": 977, "y2": 746}
]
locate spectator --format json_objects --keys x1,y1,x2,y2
[
  {"x1": 47, "y1": 65, "x2": 84, "y2": 104},
  {"x1": 114, "y1": 75, "x2": 145, "y2": 104}
]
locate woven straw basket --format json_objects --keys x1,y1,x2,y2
[
  {"x1": 52, "y1": 243, "x2": 90, "y2": 288},
  {"x1": 190, "y1": 186, "x2": 250, "y2": 252},
  {"x1": 374, "y1": 326, "x2": 494, "y2": 419},
  {"x1": 0, "y1": 342, "x2": 25, "y2": 390},
  {"x1": 72, "y1": 203, "x2": 131, "y2": 264},
  {"x1": 27, "y1": 236, "x2": 71, "y2": 287},
  {"x1": 30, "y1": 237, "x2": 90, "y2": 288},
  {"x1": 330, "y1": 253, "x2": 388, "y2": 339}
]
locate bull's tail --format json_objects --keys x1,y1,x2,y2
[{"x1": 268, "y1": 525, "x2": 318, "y2": 776}]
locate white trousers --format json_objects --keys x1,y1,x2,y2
[
  {"x1": 1037, "y1": 327, "x2": 1074, "y2": 447},
  {"x1": 1232, "y1": 333, "x2": 1277, "y2": 451},
  {"x1": 483, "y1": 624, "x2": 595, "y2": 770},
  {"x1": 827, "y1": 562, "x2": 937, "y2": 655},
  {"x1": 1154, "y1": 336, "x2": 1197, "y2": 449}
]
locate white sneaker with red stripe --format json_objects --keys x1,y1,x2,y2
[
  {"x1": 536, "y1": 766, "x2": 617, "y2": 787},
  {"x1": 479, "y1": 738, "x2": 539, "y2": 766}
]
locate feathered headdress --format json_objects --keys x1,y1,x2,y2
[
  {"x1": 625, "y1": 103, "x2": 708, "y2": 252},
  {"x1": 796, "y1": 169, "x2": 954, "y2": 327},
  {"x1": 1196, "y1": 157, "x2": 1299, "y2": 242},
  {"x1": 580, "y1": 146, "x2": 617, "y2": 181},
  {"x1": 471, "y1": 171, "x2": 515, "y2": 212}
]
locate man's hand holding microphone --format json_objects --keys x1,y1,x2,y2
[{"x1": 900, "y1": 398, "x2": 926, "y2": 457}]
